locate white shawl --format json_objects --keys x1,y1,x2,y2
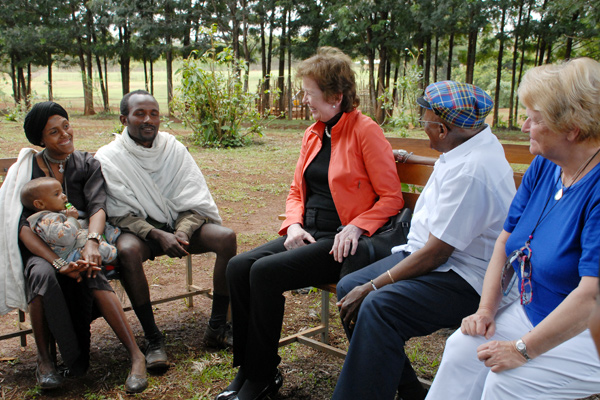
[
  {"x1": 0, "y1": 148, "x2": 36, "y2": 314},
  {"x1": 95, "y1": 128, "x2": 221, "y2": 227}
]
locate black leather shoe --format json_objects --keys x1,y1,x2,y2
[
  {"x1": 125, "y1": 373, "x2": 148, "y2": 393},
  {"x1": 36, "y1": 365, "x2": 63, "y2": 390},
  {"x1": 234, "y1": 369, "x2": 283, "y2": 400},
  {"x1": 204, "y1": 322, "x2": 233, "y2": 349},
  {"x1": 145, "y1": 336, "x2": 169, "y2": 372},
  {"x1": 214, "y1": 389, "x2": 238, "y2": 400}
]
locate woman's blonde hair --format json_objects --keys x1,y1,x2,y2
[
  {"x1": 518, "y1": 57, "x2": 600, "y2": 142},
  {"x1": 296, "y1": 47, "x2": 359, "y2": 113}
]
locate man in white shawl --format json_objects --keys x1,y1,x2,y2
[{"x1": 95, "y1": 90, "x2": 237, "y2": 371}]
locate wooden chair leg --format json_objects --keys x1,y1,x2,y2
[
  {"x1": 320, "y1": 289, "x2": 330, "y2": 344},
  {"x1": 185, "y1": 254, "x2": 193, "y2": 308},
  {"x1": 18, "y1": 310, "x2": 27, "y2": 347}
]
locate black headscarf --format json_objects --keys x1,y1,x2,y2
[{"x1": 23, "y1": 102, "x2": 69, "y2": 147}]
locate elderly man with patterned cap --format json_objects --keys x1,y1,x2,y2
[{"x1": 332, "y1": 81, "x2": 517, "y2": 400}]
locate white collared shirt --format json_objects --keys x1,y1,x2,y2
[{"x1": 392, "y1": 126, "x2": 516, "y2": 294}]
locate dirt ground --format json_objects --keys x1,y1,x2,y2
[{"x1": 0, "y1": 115, "x2": 598, "y2": 400}]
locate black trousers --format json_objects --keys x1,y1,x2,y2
[
  {"x1": 226, "y1": 230, "x2": 342, "y2": 380},
  {"x1": 25, "y1": 256, "x2": 112, "y2": 372}
]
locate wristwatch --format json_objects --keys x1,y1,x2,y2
[
  {"x1": 87, "y1": 232, "x2": 102, "y2": 243},
  {"x1": 515, "y1": 338, "x2": 531, "y2": 361}
]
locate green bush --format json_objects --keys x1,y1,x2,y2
[{"x1": 173, "y1": 25, "x2": 263, "y2": 148}]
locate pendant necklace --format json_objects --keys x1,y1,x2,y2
[
  {"x1": 41, "y1": 150, "x2": 69, "y2": 198},
  {"x1": 42, "y1": 149, "x2": 70, "y2": 174},
  {"x1": 555, "y1": 147, "x2": 600, "y2": 201}
]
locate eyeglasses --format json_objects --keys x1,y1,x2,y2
[
  {"x1": 417, "y1": 119, "x2": 444, "y2": 128},
  {"x1": 501, "y1": 242, "x2": 533, "y2": 305}
]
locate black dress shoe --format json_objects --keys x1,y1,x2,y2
[
  {"x1": 36, "y1": 365, "x2": 63, "y2": 390},
  {"x1": 145, "y1": 336, "x2": 169, "y2": 372},
  {"x1": 125, "y1": 372, "x2": 148, "y2": 394},
  {"x1": 234, "y1": 369, "x2": 283, "y2": 400}
]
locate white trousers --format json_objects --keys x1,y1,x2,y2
[{"x1": 426, "y1": 302, "x2": 600, "y2": 400}]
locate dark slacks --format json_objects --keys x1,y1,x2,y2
[
  {"x1": 332, "y1": 252, "x2": 480, "y2": 400},
  {"x1": 25, "y1": 256, "x2": 112, "y2": 371},
  {"x1": 227, "y1": 231, "x2": 342, "y2": 380}
]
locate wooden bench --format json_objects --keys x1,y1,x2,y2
[
  {"x1": 277, "y1": 137, "x2": 534, "y2": 362},
  {"x1": 0, "y1": 155, "x2": 212, "y2": 347}
]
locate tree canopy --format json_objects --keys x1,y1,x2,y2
[{"x1": 1, "y1": 0, "x2": 598, "y2": 127}]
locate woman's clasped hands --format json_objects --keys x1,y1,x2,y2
[{"x1": 461, "y1": 309, "x2": 527, "y2": 373}]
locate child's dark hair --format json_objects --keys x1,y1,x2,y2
[{"x1": 20, "y1": 177, "x2": 59, "y2": 211}]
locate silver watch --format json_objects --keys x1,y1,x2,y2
[
  {"x1": 515, "y1": 339, "x2": 531, "y2": 361},
  {"x1": 87, "y1": 232, "x2": 102, "y2": 242}
]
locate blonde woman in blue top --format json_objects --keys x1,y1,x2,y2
[{"x1": 426, "y1": 58, "x2": 600, "y2": 400}]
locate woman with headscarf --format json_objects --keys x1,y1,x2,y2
[{"x1": 0, "y1": 102, "x2": 147, "y2": 393}]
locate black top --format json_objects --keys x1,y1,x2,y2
[{"x1": 304, "y1": 112, "x2": 343, "y2": 225}]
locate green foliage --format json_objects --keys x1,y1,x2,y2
[
  {"x1": 4, "y1": 101, "x2": 26, "y2": 122},
  {"x1": 377, "y1": 50, "x2": 423, "y2": 129},
  {"x1": 173, "y1": 25, "x2": 264, "y2": 148}
]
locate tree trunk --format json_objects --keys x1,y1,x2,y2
[
  {"x1": 10, "y1": 55, "x2": 19, "y2": 104},
  {"x1": 150, "y1": 60, "x2": 155, "y2": 95},
  {"x1": 277, "y1": 8, "x2": 287, "y2": 117},
  {"x1": 508, "y1": 0, "x2": 524, "y2": 129},
  {"x1": 392, "y1": 63, "x2": 400, "y2": 109},
  {"x1": 415, "y1": 35, "x2": 424, "y2": 89},
  {"x1": 433, "y1": 35, "x2": 439, "y2": 82},
  {"x1": 514, "y1": 0, "x2": 533, "y2": 125},
  {"x1": 424, "y1": 34, "x2": 432, "y2": 88},
  {"x1": 447, "y1": 33, "x2": 454, "y2": 80},
  {"x1": 564, "y1": 11, "x2": 579, "y2": 60},
  {"x1": 242, "y1": 0, "x2": 250, "y2": 92},
  {"x1": 95, "y1": 53, "x2": 109, "y2": 112},
  {"x1": 75, "y1": 33, "x2": 95, "y2": 115},
  {"x1": 465, "y1": 30, "x2": 477, "y2": 84},
  {"x1": 119, "y1": 24, "x2": 131, "y2": 96},
  {"x1": 104, "y1": 56, "x2": 109, "y2": 105},
  {"x1": 18, "y1": 66, "x2": 27, "y2": 107},
  {"x1": 165, "y1": 2, "x2": 173, "y2": 116},
  {"x1": 143, "y1": 55, "x2": 149, "y2": 92},
  {"x1": 367, "y1": 28, "x2": 376, "y2": 117},
  {"x1": 92, "y1": 26, "x2": 108, "y2": 112},
  {"x1": 376, "y1": 45, "x2": 387, "y2": 124},
  {"x1": 287, "y1": 23, "x2": 292, "y2": 121},
  {"x1": 47, "y1": 53, "x2": 53, "y2": 101},
  {"x1": 492, "y1": 5, "x2": 507, "y2": 128},
  {"x1": 230, "y1": 1, "x2": 240, "y2": 60},
  {"x1": 260, "y1": 20, "x2": 267, "y2": 115}
]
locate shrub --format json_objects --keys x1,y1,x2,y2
[{"x1": 173, "y1": 25, "x2": 263, "y2": 148}]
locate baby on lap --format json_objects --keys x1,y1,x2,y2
[{"x1": 21, "y1": 177, "x2": 120, "y2": 267}]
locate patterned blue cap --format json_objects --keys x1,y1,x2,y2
[{"x1": 417, "y1": 81, "x2": 493, "y2": 129}]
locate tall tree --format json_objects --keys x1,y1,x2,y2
[
  {"x1": 492, "y1": 0, "x2": 508, "y2": 128},
  {"x1": 69, "y1": 0, "x2": 95, "y2": 115}
]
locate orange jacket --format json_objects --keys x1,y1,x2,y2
[{"x1": 279, "y1": 109, "x2": 404, "y2": 237}]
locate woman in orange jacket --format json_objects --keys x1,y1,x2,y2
[{"x1": 217, "y1": 47, "x2": 404, "y2": 400}]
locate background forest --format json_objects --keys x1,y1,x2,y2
[{"x1": 0, "y1": 0, "x2": 599, "y2": 133}]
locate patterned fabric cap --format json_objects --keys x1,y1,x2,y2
[{"x1": 417, "y1": 81, "x2": 493, "y2": 129}]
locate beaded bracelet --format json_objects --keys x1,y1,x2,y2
[
  {"x1": 52, "y1": 258, "x2": 68, "y2": 271},
  {"x1": 370, "y1": 280, "x2": 378, "y2": 291}
]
